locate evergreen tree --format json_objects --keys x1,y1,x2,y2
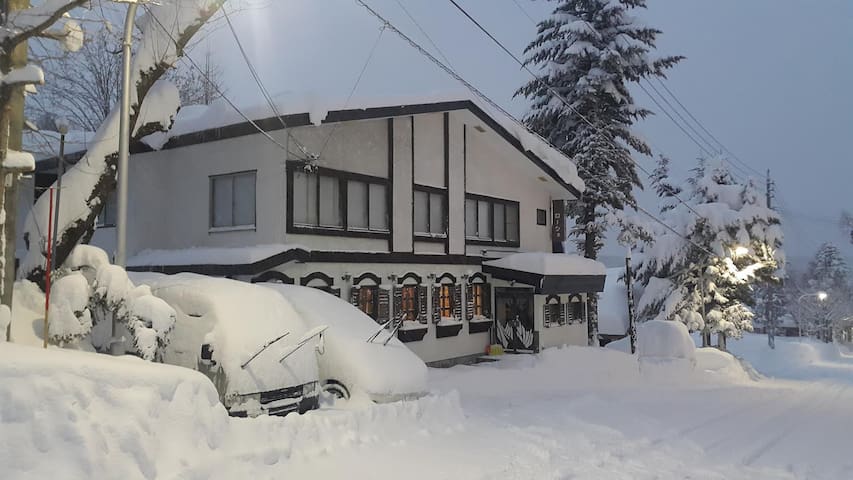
[
  {"x1": 798, "y1": 243, "x2": 852, "y2": 342},
  {"x1": 633, "y1": 158, "x2": 784, "y2": 349},
  {"x1": 517, "y1": 0, "x2": 682, "y2": 345}
]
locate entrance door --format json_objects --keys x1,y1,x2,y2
[{"x1": 494, "y1": 288, "x2": 537, "y2": 353}]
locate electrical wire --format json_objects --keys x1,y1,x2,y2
[
  {"x1": 142, "y1": 5, "x2": 306, "y2": 161},
  {"x1": 392, "y1": 0, "x2": 454, "y2": 70},
  {"x1": 441, "y1": 0, "x2": 707, "y2": 221},
  {"x1": 355, "y1": 0, "x2": 715, "y2": 256},
  {"x1": 221, "y1": 6, "x2": 313, "y2": 160}
]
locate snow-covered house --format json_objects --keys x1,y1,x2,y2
[{"x1": 27, "y1": 97, "x2": 606, "y2": 365}]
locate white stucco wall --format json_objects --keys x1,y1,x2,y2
[
  {"x1": 535, "y1": 293, "x2": 589, "y2": 349},
  {"x1": 412, "y1": 113, "x2": 444, "y2": 188},
  {"x1": 391, "y1": 116, "x2": 414, "y2": 252}
]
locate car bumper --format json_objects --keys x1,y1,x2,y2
[{"x1": 229, "y1": 381, "x2": 319, "y2": 418}]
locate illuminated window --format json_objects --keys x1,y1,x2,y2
[
  {"x1": 358, "y1": 286, "x2": 378, "y2": 319},
  {"x1": 471, "y1": 283, "x2": 485, "y2": 317},
  {"x1": 401, "y1": 285, "x2": 418, "y2": 322},
  {"x1": 439, "y1": 284, "x2": 453, "y2": 318}
]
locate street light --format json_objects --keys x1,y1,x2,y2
[
  {"x1": 798, "y1": 291, "x2": 828, "y2": 302},
  {"x1": 113, "y1": 0, "x2": 142, "y2": 268}
]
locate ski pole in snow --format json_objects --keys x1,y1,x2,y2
[{"x1": 43, "y1": 187, "x2": 54, "y2": 349}]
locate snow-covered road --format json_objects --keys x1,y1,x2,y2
[
  {"x1": 5, "y1": 335, "x2": 853, "y2": 480},
  {"x1": 173, "y1": 339, "x2": 853, "y2": 480}
]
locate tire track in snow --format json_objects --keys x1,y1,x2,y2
[{"x1": 740, "y1": 382, "x2": 848, "y2": 467}]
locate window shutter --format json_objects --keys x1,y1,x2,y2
[
  {"x1": 559, "y1": 301, "x2": 567, "y2": 325},
  {"x1": 331, "y1": 287, "x2": 342, "y2": 298},
  {"x1": 453, "y1": 284, "x2": 462, "y2": 320},
  {"x1": 378, "y1": 287, "x2": 390, "y2": 324},
  {"x1": 349, "y1": 286, "x2": 360, "y2": 307},
  {"x1": 466, "y1": 284, "x2": 474, "y2": 321},
  {"x1": 393, "y1": 287, "x2": 403, "y2": 320},
  {"x1": 417, "y1": 286, "x2": 428, "y2": 324},
  {"x1": 483, "y1": 283, "x2": 492, "y2": 318},
  {"x1": 564, "y1": 303, "x2": 572, "y2": 324},
  {"x1": 544, "y1": 304, "x2": 551, "y2": 327},
  {"x1": 432, "y1": 285, "x2": 440, "y2": 323}
]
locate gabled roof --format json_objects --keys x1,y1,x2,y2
[{"x1": 153, "y1": 95, "x2": 584, "y2": 198}]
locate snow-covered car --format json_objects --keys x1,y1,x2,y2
[
  {"x1": 134, "y1": 273, "x2": 323, "y2": 417},
  {"x1": 262, "y1": 284, "x2": 428, "y2": 402}
]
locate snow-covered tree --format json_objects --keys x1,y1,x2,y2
[
  {"x1": 20, "y1": 0, "x2": 226, "y2": 286},
  {"x1": 516, "y1": 0, "x2": 682, "y2": 344},
  {"x1": 28, "y1": 26, "x2": 226, "y2": 131},
  {"x1": 796, "y1": 243, "x2": 853, "y2": 343},
  {"x1": 49, "y1": 245, "x2": 176, "y2": 361},
  {"x1": 633, "y1": 157, "x2": 784, "y2": 349}
]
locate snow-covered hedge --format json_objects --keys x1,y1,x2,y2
[{"x1": 48, "y1": 245, "x2": 176, "y2": 361}]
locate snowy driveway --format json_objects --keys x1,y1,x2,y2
[{"x1": 173, "y1": 343, "x2": 853, "y2": 480}]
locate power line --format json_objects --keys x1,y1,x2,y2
[
  {"x1": 442, "y1": 0, "x2": 707, "y2": 221},
  {"x1": 653, "y1": 78, "x2": 764, "y2": 178},
  {"x1": 392, "y1": 0, "x2": 454, "y2": 70},
  {"x1": 508, "y1": 0, "x2": 537, "y2": 24},
  {"x1": 221, "y1": 6, "x2": 313, "y2": 160},
  {"x1": 355, "y1": 0, "x2": 714, "y2": 256},
  {"x1": 318, "y1": 25, "x2": 386, "y2": 159},
  {"x1": 641, "y1": 79, "x2": 720, "y2": 156},
  {"x1": 143, "y1": 5, "x2": 305, "y2": 161}
]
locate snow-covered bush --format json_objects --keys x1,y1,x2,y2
[
  {"x1": 47, "y1": 271, "x2": 92, "y2": 345},
  {"x1": 50, "y1": 245, "x2": 176, "y2": 361},
  {"x1": 637, "y1": 320, "x2": 696, "y2": 362}
]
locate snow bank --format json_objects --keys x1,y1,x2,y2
[
  {"x1": 128, "y1": 243, "x2": 309, "y2": 267},
  {"x1": 263, "y1": 285, "x2": 428, "y2": 399},
  {"x1": 0, "y1": 343, "x2": 228, "y2": 480},
  {"x1": 726, "y1": 333, "x2": 853, "y2": 384}
]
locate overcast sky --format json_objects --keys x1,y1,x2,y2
[{"x1": 202, "y1": 0, "x2": 853, "y2": 267}]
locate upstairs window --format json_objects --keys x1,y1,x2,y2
[
  {"x1": 465, "y1": 195, "x2": 519, "y2": 244},
  {"x1": 414, "y1": 186, "x2": 446, "y2": 237},
  {"x1": 290, "y1": 166, "x2": 388, "y2": 235},
  {"x1": 210, "y1": 171, "x2": 256, "y2": 229},
  {"x1": 97, "y1": 191, "x2": 117, "y2": 228}
]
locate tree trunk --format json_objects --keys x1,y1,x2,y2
[
  {"x1": 701, "y1": 330, "x2": 711, "y2": 348},
  {"x1": 582, "y1": 203, "x2": 599, "y2": 346},
  {"x1": 717, "y1": 332, "x2": 727, "y2": 352}
]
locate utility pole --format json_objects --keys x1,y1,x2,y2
[
  {"x1": 1, "y1": 0, "x2": 33, "y2": 340},
  {"x1": 114, "y1": 0, "x2": 138, "y2": 268},
  {"x1": 765, "y1": 169, "x2": 776, "y2": 349},
  {"x1": 625, "y1": 246, "x2": 637, "y2": 354}
]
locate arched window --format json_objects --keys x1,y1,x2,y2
[
  {"x1": 300, "y1": 272, "x2": 341, "y2": 297},
  {"x1": 250, "y1": 271, "x2": 295, "y2": 284},
  {"x1": 432, "y1": 273, "x2": 460, "y2": 323},
  {"x1": 544, "y1": 295, "x2": 562, "y2": 328},
  {"x1": 349, "y1": 272, "x2": 388, "y2": 323},
  {"x1": 466, "y1": 272, "x2": 492, "y2": 321},
  {"x1": 394, "y1": 272, "x2": 427, "y2": 324}
]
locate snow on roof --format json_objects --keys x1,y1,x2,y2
[
  {"x1": 23, "y1": 129, "x2": 93, "y2": 161},
  {"x1": 483, "y1": 252, "x2": 606, "y2": 277},
  {"x1": 127, "y1": 244, "x2": 309, "y2": 267},
  {"x1": 153, "y1": 91, "x2": 584, "y2": 193},
  {"x1": 599, "y1": 268, "x2": 629, "y2": 336}
]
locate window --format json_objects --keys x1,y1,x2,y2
[
  {"x1": 290, "y1": 166, "x2": 388, "y2": 235},
  {"x1": 400, "y1": 285, "x2": 418, "y2": 322},
  {"x1": 536, "y1": 208, "x2": 547, "y2": 226},
  {"x1": 97, "y1": 191, "x2": 117, "y2": 227},
  {"x1": 358, "y1": 286, "x2": 378, "y2": 320},
  {"x1": 471, "y1": 283, "x2": 485, "y2": 317},
  {"x1": 414, "y1": 186, "x2": 446, "y2": 236},
  {"x1": 465, "y1": 195, "x2": 520, "y2": 244},
  {"x1": 439, "y1": 284, "x2": 453, "y2": 318},
  {"x1": 210, "y1": 171, "x2": 256, "y2": 229}
]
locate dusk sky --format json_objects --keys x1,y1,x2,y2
[{"x1": 206, "y1": 0, "x2": 853, "y2": 267}]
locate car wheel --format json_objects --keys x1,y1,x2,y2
[{"x1": 322, "y1": 379, "x2": 350, "y2": 400}]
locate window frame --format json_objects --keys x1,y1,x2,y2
[
  {"x1": 464, "y1": 193, "x2": 521, "y2": 247},
  {"x1": 400, "y1": 284, "x2": 419, "y2": 322},
  {"x1": 209, "y1": 170, "x2": 257, "y2": 231},
  {"x1": 96, "y1": 190, "x2": 118, "y2": 228},
  {"x1": 413, "y1": 184, "x2": 447, "y2": 241},
  {"x1": 358, "y1": 285, "x2": 379, "y2": 320},
  {"x1": 439, "y1": 284, "x2": 454, "y2": 319},
  {"x1": 286, "y1": 163, "x2": 390, "y2": 239}
]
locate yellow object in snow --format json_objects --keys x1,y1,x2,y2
[{"x1": 487, "y1": 344, "x2": 504, "y2": 356}]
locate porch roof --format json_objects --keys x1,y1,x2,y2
[{"x1": 482, "y1": 252, "x2": 606, "y2": 295}]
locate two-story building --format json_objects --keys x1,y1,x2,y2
[{"x1": 27, "y1": 97, "x2": 607, "y2": 366}]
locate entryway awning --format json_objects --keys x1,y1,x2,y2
[{"x1": 482, "y1": 252, "x2": 606, "y2": 294}]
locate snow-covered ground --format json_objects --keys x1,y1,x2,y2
[{"x1": 4, "y1": 332, "x2": 853, "y2": 479}]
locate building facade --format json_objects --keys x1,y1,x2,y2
[{"x1": 30, "y1": 99, "x2": 607, "y2": 366}]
